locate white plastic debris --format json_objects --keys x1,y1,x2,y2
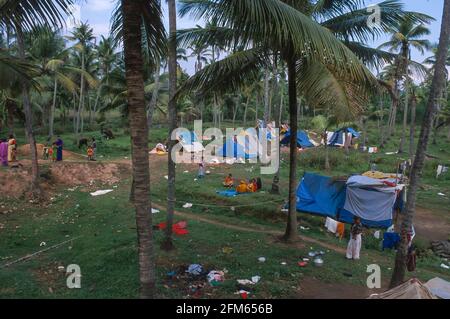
[
  {"x1": 40, "y1": 242, "x2": 46, "y2": 247},
  {"x1": 440, "y1": 264, "x2": 450, "y2": 270},
  {"x1": 438, "y1": 193, "x2": 446, "y2": 197},
  {"x1": 374, "y1": 230, "x2": 381, "y2": 239},
  {"x1": 90, "y1": 189, "x2": 113, "y2": 197},
  {"x1": 151, "y1": 208, "x2": 160, "y2": 214},
  {"x1": 183, "y1": 203, "x2": 193, "y2": 208},
  {"x1": 251, "y1": 276, "x2": 261, "y2": 284},
  {"x1": 258, "y1": 257, "x2": 266, "y2": 263},
  {"x1": 164, "y1": 175, "x2": 169, "y2": 180}
]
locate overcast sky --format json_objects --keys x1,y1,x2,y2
[{"x1": 73, "y1": 0, "x2": 446, "y2": 74}]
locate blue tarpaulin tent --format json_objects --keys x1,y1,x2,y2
[
  {"x1": 217, "y1": 137, "x2": 258, "y2": 159},
  {"x1": 295, "y1": 173, "x2": 397, "y2": 229},
  {"x1": 328, "y1": 127, "x2": 360, "y2": 146},
  {"x1": 296, "y1": 173, "x2": 346, "y2": 218},
  {"x1": 281, "y1": 130, "x2": 314, "y2": 148}
]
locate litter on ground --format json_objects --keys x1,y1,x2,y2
[{"x1": 90, "y1": 189, "x2": 114, "y2": 196}]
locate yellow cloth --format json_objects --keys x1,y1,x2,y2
[
  {"x1": 236, "y1": 182, "x2": 248, "y2": 193},
  {"x1": 363, "y1": 171, "x2": 398, "y2": 179},
  {"x1": 7, "y1": 139, "x2": 16, "y2": 162}
]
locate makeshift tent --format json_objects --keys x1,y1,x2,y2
[
  {"x1": 295, "y1": 173, "x2": 403, "y2": 228},
  {"x1": 368, "y1": 279, "x2": 436, "y2": 299},
  {"x1": 280, "y1": 130, "x2": 314, "y2": 148},
  {"x1": 177, "y1": 131, "x2": 204, "y2": 153},
  {"x1": 295, "y1": 173, "x2": 347, "y2": 218},
  {"x1": 339, "y1": 175, "x2": 401, "y2": 228},
  {"x1": 328, "y1": 127, "x2": 360, "y2": 147},
  {"x1": 217, "y1": 136, "x2": 258, "y2": 160}
]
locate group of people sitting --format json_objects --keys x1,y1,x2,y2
[
  {"x1": 223, "y1": 174, "x2": 262, "y2": 193},
  {"x1": 0, "y1": 135, "x2": 17, "y2": 167}
]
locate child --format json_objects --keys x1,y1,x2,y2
[
  {"x1": 51, "y1": 143, "x2": 57, "y2": 162},
  {"x1": 43, "y1": 144, "x2": 50, "y2": 160},
  {"x1": 197, "y1": 162, "x2": 205, "y2": 179},
  {"x1": 247, "y1": 178, "x2": 257, "y2": 193},
  {"x1": 223, "y1": 174, "x2": 234, "y2": 188},
  {"x1": 346, "y1": 217, "x2": 363, "y2": 260},
  {"x1": 87, "y1": 146, "x2": 94, "y2": 161}
]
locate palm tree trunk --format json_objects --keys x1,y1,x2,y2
[
  {"x1": 49, "y1": 77, "x2": 58, "y2": 138},
  {"x1": 16, "y1": 27, "x2": 41, "y2": 196},
  {"x1": 162, "y1": 0, "x2": 177, "y2": 251},
  {"x1": 147, "y1": 62, "x2": 161, "y2": 127},
  {"x1": 122, "y1": 0, "x2": 155, "y2": 298},
  {"x1": 399, "y1": 73, "x2": 410, "y2": 153},
  {"x1": 243, "y1": 95, "x2": 249, "y2": 127},
  {"x1": 263, "y1": 67, "x2": 270, "y2": 124},
  {"x1": 76, "y1": 51, "x2": 85, "y2": 136},
  {"x1": 283, "y1": 55, "x2": 298, "y2": 242},
  {"x1": 409, "y1": 92, "x2": 417, "y2": 159},
  {"x1": 390, "y1": 0, "x2": 450, "y2": 288},
  {"x1": 6, "y1": 99, "x2": 15, "y2": 136}
]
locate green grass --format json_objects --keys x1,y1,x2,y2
[{"x1": 1, "y1": 118, "x2": 449, "y2": 298}]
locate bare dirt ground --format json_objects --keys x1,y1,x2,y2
[{"x1": 413, "y1": 207, "x2": 450, "y2": 241}]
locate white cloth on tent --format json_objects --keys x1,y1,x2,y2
[
  {"x1": 346, "y1": 234, "x2": 361, "y2": 260},
  {"x1": 325, "y1": 217, "x2": 338, "y2": 234},
  {"x1": 343, "y1": 186, "x2": 396, "y2": 222}
]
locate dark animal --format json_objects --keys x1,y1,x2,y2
[
  {"x1": 101, "y1": 128, "x2": 115, "y2": 140},
  {"x1": 78, "y1": 138, "x2": 88, "y2": 149}
]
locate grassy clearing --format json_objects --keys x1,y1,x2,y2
[{"x1": 1, "y1": 120, "x2": 449, "y2": 298}]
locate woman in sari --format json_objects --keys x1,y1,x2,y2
[
  {"x1": 7, "y1": 135, "x2": 16, "y2": 163},
  {"x1": 0, "y1": 139, "x2": 8, "y2": 166},
  {"x1": 55, "y1": 136, "x2": 63, "y2": 161}
]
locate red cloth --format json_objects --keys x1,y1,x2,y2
[{"x1": 157, "y1": 221, "x2": 189, "y2": 235}]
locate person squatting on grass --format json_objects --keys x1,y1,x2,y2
[{"x1": 346, "y1": 216, "x2": 363, "y2": 260}]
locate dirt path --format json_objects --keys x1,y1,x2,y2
[
  {"x1": 151, "y1": 202, "x2": 347, "y2": 254},
  {"x1": 414, "y1": 206, "x2": 449, "y2": 241}
]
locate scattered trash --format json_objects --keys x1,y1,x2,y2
[
  {"x1": 258, "y1": 257, "x2": 266, "y2": 263},
  {"x1": 230, "y1": 206, "x2": 235, "y2": 212},
  {"x1": 281, "y1": 208, "x2": 288, "y2": 213},
  {"x1": 302, "y1": 258, "x2": 310, "y2": 262},
  {"x1": 183, "y1": 203, "x2": 193, "y2": 208},
  {"x1": 40, "y1": 242, "x2": 46, "y2": 247},
  {"x1": 239, "y1": 290, "x2": 249, "y2": 299},
  {"x1": 151, "y1": 208, "x2": 160, "y2": 214},
  {"x1": 157, "y1": 221, "x2": 189, "y2": 235},
  {"x1": 374, "y1": 230, "x2": 381, "y2": 239},
  {"x1": 222, "y1": 247, "x2": 233, "y2": 254},
  {"x1": 164, "y1": 175, "x2": 168, "y2": 180},
  {"x1": 57, "y1": 266, "x2": 65, "y2": 272},
  {"x1": 206, "y1": 170, "x2": 211, "y2": 175},
  {"x1": 300, "y1": 226, "x2": 310, "y2": 230},
  {"x1": 90, "y1": 189, "x2": 113, "y2": 197},
  {"x1": 251, "y1": 276, "x2": 261, "y2": 284},
  {"x1": 194, "y1": 178, "x2": 198, "y2": 181},
  {"x1": 298, "y1": 261, "x2": 308, "y2": 267},
  {"x1": 313, "y1": 257, "x2": 324, "y2": 267},
  {"x1": 183, "y1": 170, "x2": 189, "y2": 173},
  {"x1": 237, "y1": 279, "x2": 255, "y2": 286},
  {"x1": 186, "y1": 264, "x2": 203, "y2": 275},
  {"x1": 438, "y1": 193, "x2": 446, "y2": 197},
  {"x1": 207, "y1": 270, "x2": 225, "y2": 286},
  {"x1": 308, "y1": 252, "x2": 316, "y2": 257},
  {"x1": 440, "y1": 264, "x2": 450, "y2": 270},
  {"x1": 281, "y1": 262, "x2": 287, "y2": 266}
]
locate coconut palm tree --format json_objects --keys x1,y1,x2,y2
[
  {"x1": 379, "y1": 18, "x2": 433, "y2": 153},
  {"x1": 177, "y1": 0, "x2": 379, "y2": 242},
  {"x1": 162, "y1": 0, "x2": 178, "y2": 251},
  {"x1": 112, "y1": 0, "x2": 166, "y2": 299},
  {"x1": 67, "y1": 22, "x2": 95, "y2": 136},
  {"x1": 0, "y1": 0, "x2": 73, "y2": 197},
  {"x1": 391, "y1": 0, "x2": 450, "y2": 288}
]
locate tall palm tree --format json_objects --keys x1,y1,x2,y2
[
  {"x1": 162, "y1": 0, "x2": 178, "y2": 251},
  {"x1": 391, "y1": 0, "x2": 450, "y2": 288},
  {"x1": 67, "y1": 22, "x2": 95, "y2": 136},
  {"x1": 113, "y1": 0, "x2": 166, "y2": 299},
  {"x1": 379, "y1": 18, "x2": 432, "y2": 153},
  {"x1": 178, "y1": 0, "x2": 378, "y2": 242}
]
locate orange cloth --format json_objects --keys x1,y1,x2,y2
[
  {"x1": 236, "y1": 181, "x2": 248, "y2": 193},
  {"x1": 87, "y1": 148, "x2": 94, "y2": 157},
  {"x1": 336, "y1": 222, "x2": 345, "y2": 240}
]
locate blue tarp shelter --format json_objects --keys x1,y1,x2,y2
[
  {"x1": 295, "y1": 173, "x2": 346, "y2": 218},
  {"x1": 281, "y1": 130, "x2": 314, "y2": 148},
  {"x1": 217, "y1": 136, "x2": 258, "y2": 159},
  {"x1": 328, "y1": 127, "x2": 360, "y2": 146},
  {"x1": 295, "y1": 173, "x2": 397, "y2": 229}
]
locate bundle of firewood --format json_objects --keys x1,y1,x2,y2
[{"x1": 431, "y1": 241, "x2": 450, "y2": 258}]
